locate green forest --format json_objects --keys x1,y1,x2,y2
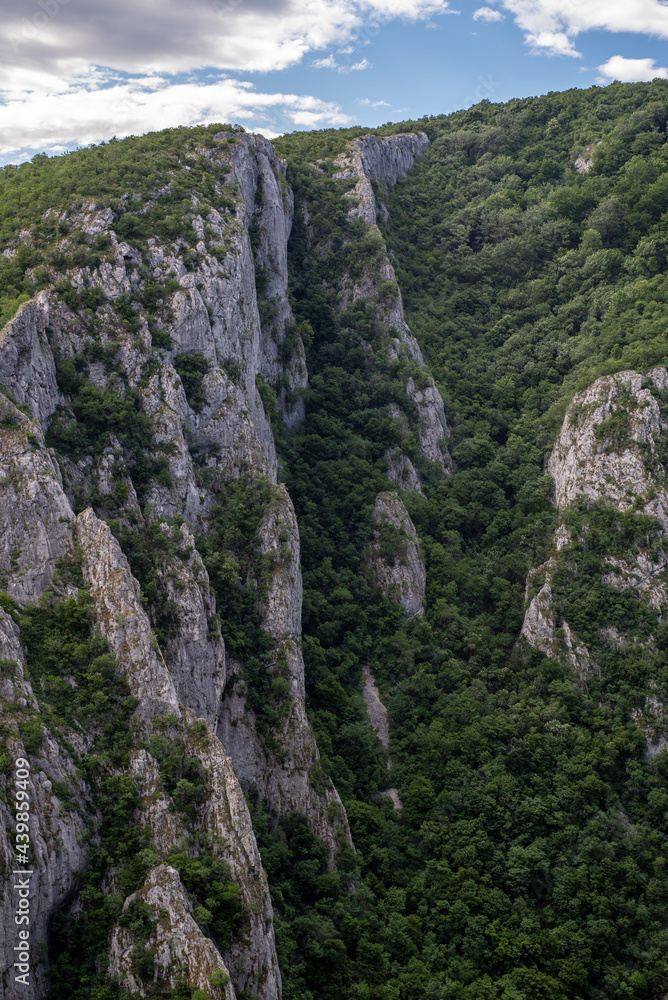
[
  {"x1": 270, "y1": 81, "x2": 668, "y2": 1000},
  {"x1": 2, "y1": 79, "x2": 668, "y2": 1000}
]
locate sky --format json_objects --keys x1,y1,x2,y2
[{"x1": 1, "y1": 0, "x2": 668, "y2": 165}]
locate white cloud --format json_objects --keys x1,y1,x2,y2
[
  {"x1": 312, "y1": 55, "x2": 339, "y2": 69},
  {"x1": 597, "y1": 54, "x2": 668, "y2": 82},
  {"x1": 0, "y1": 0, "x2": 455, "y2": 159},
  {"x1": 311, "y1": 54, "x2": 372, "y2": 72},
  {"x1": 473, "y1": 6, "x2": 505, "y2": 22},
  {"x1": 362, "y1": 0, "x2": 452, "y2": 13},
  {"x1": 357, "y1": 98, "x2": 392, "y2": 106},
  {"x1": 0, "y1": 74, "x2": 351, "y2": 161},
  {"x1": 498, "y1": 0, "x2": 668, "y2": 57},
  {"x1": 0, "y1": 0, "x2": 453, "y2": 81}
]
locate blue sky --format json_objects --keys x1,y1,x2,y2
[
  {"x1": 251, "y1": 16, "x2": 668, "y2": 132},
  {"x1": 1, "y1": 0, "x2": 668, "y2": 164}
]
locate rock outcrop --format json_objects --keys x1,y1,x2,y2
[
  {"x1": 521, "y1": 368, "x2": 668, "y2": 742},
  {"x1": 574, "y1": 142, "x2": 601, "y2": 174},
  {"x1": 0, "y1": 402, "x2": 75, "y2": 604},
  {"x1": 361, "y1": 666, "x2": 403, "y2": 811},
  {"x1": 109, "y1": 864, "x2": 237, "y2": 1000},
  {"x1": 335, "y1": 133, "x2": 430, "y2": 228},
  {"x1": 0, "y1": 292, "x2": 59, "y2": 423},
  {"x1": 0, "y1": 124, "x2": 451, "y2": 997},
  {"x1": 0, "y1": 610, "x2": 88, "y2": 1000},
  {"x1": 161, "y1": 523, "x2": 227, "y2": 725},
  {"x1": 371, "y1": 491, "x2": 426, "y2": 618},
  {"x1": 548, "y1": 368, "x2": 668, "y2": 520},
  {"x1": 219, "y1": 486, "x2": 351, "y2": 861},
  {"x1": 0, "y1": 126, "x2": 346, "y2": 857},
  {"x1": 76, "y1": 508, "x2": 183, "y2": 719},
  {"x1": 0, "y1": 126, "x2": 369, "y2": 1000},
  {"x1": 188, "y1": 722, "x2": 281, "y2": 1000},
  {"x1": 0, "y1": 423, "x2": 282, "y2": 999},
  {"x1": 332, "y1": 134, "x2": 452, "y2": 487},
  {"x1": 225, "y1": 133, "x2": 307, "y2": 427}
]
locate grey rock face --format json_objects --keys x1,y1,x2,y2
[
  {"x1": 521, "y1": 567, "x2": 594, "y2": 679},
  {"x1": 332, "y1": 134, "x2": 451, "y2": 484},
  {"x1": 0, "y1": 407, "x2": 75, "y2": 604},
  {"x1": 219, "y1": 486, "x2": 351, "y2": 861},
  {"x1": 187, "y1": 369, "x2": 278, "y2": 485},
  {"x1": 362, "y1": 665, "x2": 390, "y2": 753},
  {"x1": 574, "y1": 142, "x2": 601, "y2": 174},
  {"x1": 109, "y1": 864, "x2": 237, "y2": 1000},
  {"x1": 0, "y1": 609, "x2": 37, "y2": 711},
  {"x1": 333, "y1": 135, "x2": 427, "y2": 361},
  {"x1": 128, "y1": 750, "x2": 182, "y2": 856},
  {"x1": 0, "y1": 127, "x2": 378, "y2": 998},
  {"x1": 521, "y1": 368, "x2": 668, "y2": 694},
  {"x1": 0, "y1": 420, "x2": 282, "y2": 1000},
  {"x1": 140, "y1": 365, "x2": 205, "y2": 525},
  {"x1": 76, "y1": 507, "x2": 182, "y2": 719},
  {"x1": 384, "y1": 448, "x2": 423, "y2": 492},
  {"x1": 189, "y1": 721, "x2": 282, "y2": 1000},
  {"x1": 0, "y1": 734, "x2": 89, "y2": 1000},
  {"x1": 335, "y1": 133, "x2": 430, "y2": 227},
  {"x1": 0, "y1": 613, "x2": 88, "y2": 1000},
  {"x1": 115, "y1": 717, "x2": 282, "y2": 1000},
  {"x1": 406, "y1": 377, "x2": 453, "y2": 471},
  {"x1": 548, "y1": 368, "x2": 668, "y2": 522},
  {"x1": 250, "y1": 140, "x2": 307, "y2": 428},
  {"x1": 161, "y1": 522, "x2": 227, "y2": 725},
  {"x1": 0, "y1": 292, "x2": 59, "y2": 424},
  {"x1": 226, "y1": 134, "x2": 306, "y2": 427},
  {"x1": 371, "y1": 491, "x2": 426, "y2": 618}
]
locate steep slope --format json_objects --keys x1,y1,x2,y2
[
  {"x1": 0, "y1": 402, "x2": 280, "y2": 999},
  {"x1": 7, "y1": 79, "x2": 668, "y2": 1000},
  {"x1": 0, "y1": 121, "x2": 452, "y2": 1000},
  {"x1": 521, "y1": 367, "x2": 668, "y2": 745},
  {"x1": 331, "y1": 132, "x2": 452, "y2": 487},
  {"x1": 269, "y1": 82, "x2": 668, "y2": 1000},
  {"x1": 0, "y1": 126, "x2": 316, "y2": 1000}
]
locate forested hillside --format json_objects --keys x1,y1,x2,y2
[
  {"x1": 271, "y1": 80, "x2": 668, "y2": 1000},
  {"x1": 1, "y1": 79, "x2": 668, "y2": 1000}
]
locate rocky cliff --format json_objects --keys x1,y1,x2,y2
[
  {"x1": 371, "y1": 491, "x2": 426, "y2": 618},
  {"x1": 0, "y1": 123, "x2": 451, "y2": 999},
  {"x1": 0, "y1": 415, "x2": 281, "y2": 998},
  {"x1": 331, "y1": 133, "x2": 452, "y2": 490},
  {"x1": 218, "y1": 485, "x2": 352, "y2": 860},
  {"x1": 0, "y1": 129, "x2": 309, "y2": 1000},
  {"x1": 521, "y1": 368, "x2": 668, "y2": 747}
]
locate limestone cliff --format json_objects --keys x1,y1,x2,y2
[
  {"x1": 218, "y1": 486, "x2": 351, "y2": 859},
  {"x1": 521, "y1": 368, "x2": 668, "y2": 746},
  {"x1": 0, "y1": 131, "x2": 305, "y2": 1000},
  {"x1": 0, "y1": 399, "x2": 74, "y2": 604},
  {"x1": 0, "y1": 123, "x2": 445, "y2": 998},
  {"x1": 109, "y1": 864, "x2": 237, "y2": 1000},
  {"x1": 371, "y1": 491, "x2": 426, "y2": 618},
  {"x1": 332, "y1": 133, "x2": 452, "y2": 489},
  {"x1": 0, "y1": 126, "x2": 346, "y2": 855},
  {"x1": 0, "y1": 425, "x2": 281, "y2": 998},
  {"x1": 0, "y1": 612, "x2": 88, "y2": 1000}
]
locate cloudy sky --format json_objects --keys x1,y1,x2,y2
[{"x1": 2, "y1": 0, "x2": 668, "y2": 164}]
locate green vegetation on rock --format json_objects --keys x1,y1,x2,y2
[
  {"x1": 5, "y1": 80, "x2": 668, "y2": 1000},
  {"x1": 264, "y1": 81, "x2": 668, "y2": 1000}
]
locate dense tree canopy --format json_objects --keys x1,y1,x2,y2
[{"x1": 269, "y1": 81, "x2": 668, "y2": 1000}]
